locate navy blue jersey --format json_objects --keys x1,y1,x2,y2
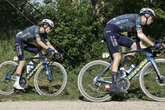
[
  {"x1": 107, "y1": 14, "x2": 142, "y2": 32},
  {"x1": 16, "y1": 25, "x2": 48, "y2": 43}
]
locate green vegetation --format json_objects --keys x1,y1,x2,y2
[{"x1": 0, "y1": 0, "x2": 165, "y2": 101}]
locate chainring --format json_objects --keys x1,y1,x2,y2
[
  {"x1": 19, "y1": 75, "x2": 28, "y2": 87},
  {"x1": 118, "y1": 77, "x2": 130, "y2": 91}
]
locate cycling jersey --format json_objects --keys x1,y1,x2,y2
[
  {"x1": 16, "y1": 25, "x2": 49, "y2": 43},
  {"x1": 107, "y1": 14, "x2": 142, "y2": 32}
]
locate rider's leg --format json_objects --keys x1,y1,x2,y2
[
  {"x1": 110, "y1": 53, "x2": 128, "y2": 94},
  {"x1": 13, "y1": 38, "x2": 25, "y2": 90},
  {"x1": 26, "y1": 52, "x2": 42, "y2": 68},
  {"x1": 103, "y1": 27, "x2": 128, "y2": 94},
  {"x1": 111, "y1": 53, "x2": 121, "y2": 72},
  {"x1": 120, "y1": 43, "x2": 137, "y2": 68},
  {"x1": 24, "y1": 42, "x2": 42, "y2": 64},
  {"x1": 140, "y1": 41, "x2": 147, "y2": 48},
  {"x1": 33, "y1": 52, "x2": 42, "y2": 62},
  {"x1": 127, "y1": 42, "x2": 137, "y2": 55},
  {"x1": 13, "y1": 60, "x2": 25, "y2": 90},
  {"x1": 118, "y1": 35, "x2": 136, "y2": 68}
]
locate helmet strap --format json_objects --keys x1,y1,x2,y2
[
  {"x1": 44, "y1": 28, "x2": 47, "y2": 34},
  {"x1": 42, "y1": 25, "x2": 48, "y2": 34},
  {"x1": 144, "y1": 15, "x2": 150, "y2": 25}
]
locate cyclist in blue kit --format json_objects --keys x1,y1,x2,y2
[
  {"x1": 14, "y1": 19, "x2": 59, "y2": 90},
  {"x1": 103, "y1": 8, "x2": 160, "y2": 94}
]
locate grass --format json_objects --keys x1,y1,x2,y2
[{"x1": 0, "y1": 38, "x2": 16, "y2": 63}]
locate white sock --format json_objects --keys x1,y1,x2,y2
[{"x1": 15, "y1": 75, "x2": 20, "y2": 85}]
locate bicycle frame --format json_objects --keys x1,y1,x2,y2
[
  {"x1": 97, "y1": 47, "x2": 162, "y2": 84},
  {"x1": 25, "y1": 56, "x2": 52, "y2": 81}
]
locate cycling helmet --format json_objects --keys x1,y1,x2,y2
[
  {"x1": 140, "y1": 8, "x2": 156, "y2": 17},
  {"x1": 41, "y1": 19, "x2": 54, "y2": 28}
]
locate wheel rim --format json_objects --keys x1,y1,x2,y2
[
  {"x1": 35, "y1": 62, "x2": 67, "y2": 96},
  {"x1": 140, "y1": 59, "x2": 165, "y2": 101}
]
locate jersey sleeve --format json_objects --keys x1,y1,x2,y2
[{"x1": 136, "y1": 16, "x2": 142, "y2": 31}]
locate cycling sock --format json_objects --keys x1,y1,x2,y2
[
  {"x1": 112, "y1": 72, "x2": 118, "y2": 84},
  {"x1": 15, "y1": 74, "x2": 21, "y2": 84},
  {"x1": 112, "y1": 72, "x2": 117, "y2": 75}
]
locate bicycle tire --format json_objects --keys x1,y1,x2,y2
[
  {"x1": 78, "y1": 60, "x2": 111, "y2": 102},
  {"x1": 34, "y1": 61, "x2": 67, "y2": 96},
  {"x1": 139, "y1": 59, "x2": 165, "y2": 101},
  {"x1": 0, "y1": 61, "x2": 17, "y2": 95}
]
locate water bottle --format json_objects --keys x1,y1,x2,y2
[
  {"x1": 126, "y1": 64, "x2": 136, "y2": 74},
  {"x1": 26, "y1": 61, "x2": 34, "y2": 74}
]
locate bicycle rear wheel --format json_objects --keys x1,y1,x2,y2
[
  {"x1": 34, "y1": 62, "x2": 67, "y2": 96},
  {"x1": 139, "y1": 59, "x2": 165, "y2": 101},
  {"x1": 78, "y1": 60, "x2": 111, "y2": 102},
  {"x1": 0, "y1": 61, "x2": 17, "y2": 95}
]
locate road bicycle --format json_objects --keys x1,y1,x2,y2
[
  {"x1": 78, "y1": 42, "x2": 165, "y2": 102},
  {"x1": 0, "y1": 54, "x2": 67, "y2": 96}
]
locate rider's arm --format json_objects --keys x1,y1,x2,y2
[
  {"x1": 137, "y1": 30, "x2": 154, "y2": 46},
  {"x1": 46, "y1": 41, "x2": 58, "y2": 53},
  {"x1": 35, "y1": 27, "x2": 49, "y2": 49},
  {"x1": 43, "y1": 34, "x2": 58, "y2": 53},
  {"x1": 36, "y1": 37, "x2": 49, "y2": 49}
]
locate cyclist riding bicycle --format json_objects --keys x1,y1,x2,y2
[
  {"x1": 103, "y1": 8, "x2": 160, "y2": 94},
  {"x1": 14, "y1": 19, "x2": 59, "y2": 90}
]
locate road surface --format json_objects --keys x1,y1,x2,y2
[{"x1": 0, "y1": 100, "x2": 165, "y2": 110}]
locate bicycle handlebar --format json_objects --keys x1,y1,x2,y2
[
  {"x1": 24, "y1": 51, "x2": 63, "y2": 61},
  {"x1": 121, "y1": 40, "x2": 165, "y2": 55}
]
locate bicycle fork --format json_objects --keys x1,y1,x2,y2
[
  {"x1": 150, "y1": 58, "x2": 163, "y2": 81},
  {"x1": 43, "y1": 58, "x2": 53, "y2": 82},
  {"x1": 44, "y1": 65, "x2": 52, "y2": 80}
]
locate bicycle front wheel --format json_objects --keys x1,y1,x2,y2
[
  {"x1": 0, "y1": 61, "x2": 17, "y2": 95},
  {"x1": 34, "y1": 62, "x2": 67, "y2": 96},
  {"x1": 139, "y1": 59, "x2": 165, "y2": 101},
  {"x1": 78, "y1": 60, "x2": 111, "y2": 102}
]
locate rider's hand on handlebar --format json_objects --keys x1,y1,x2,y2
[
  {"x1": 57, "y1": 52, "x2": 63, "y2": 60},
  {"x1": 153, "y1": 43, "x2": 162, "y2": 49},
  {"x1": 47, "y1": 48, "x2": 55, "y2": 55}
]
